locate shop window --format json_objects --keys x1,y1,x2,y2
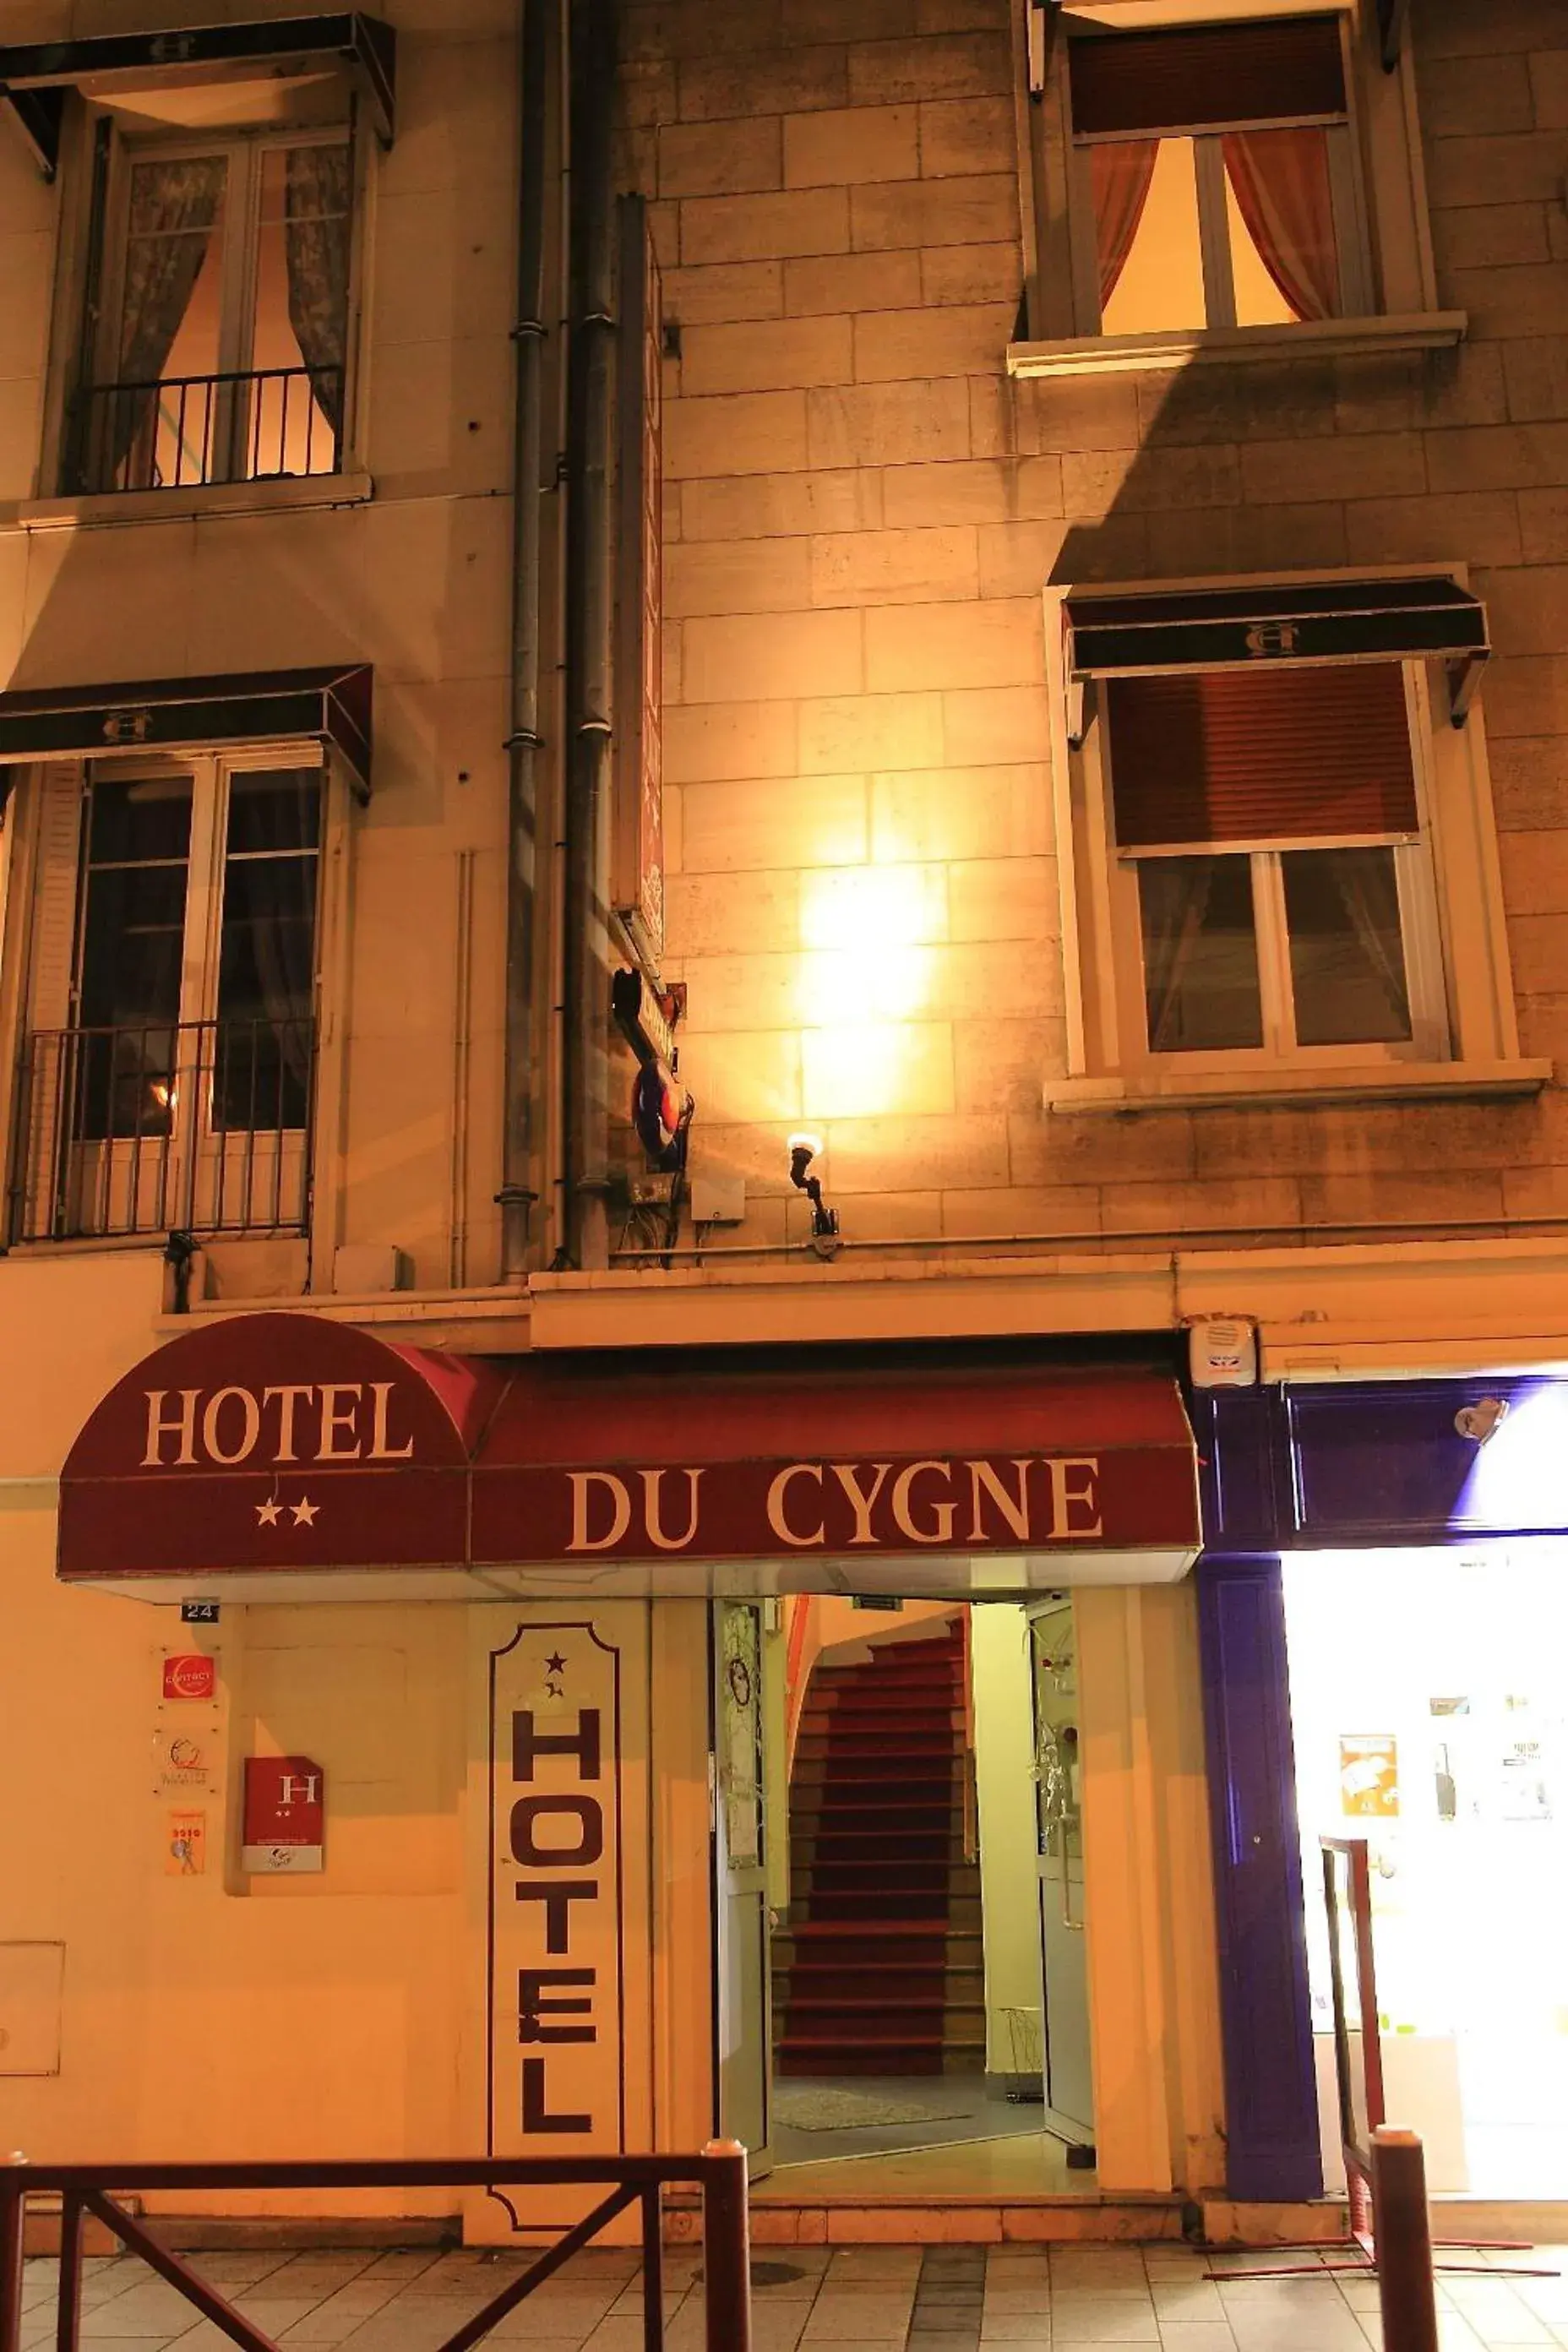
[
  {"x1": 1071, "y1": 17, "x2": 1367, "y2": 335},
  {"x1": 70, "y1": 127, "x2": 352, "y2": 494},
  {"x1": 10, "y1": 755, "x2": 324, "y2": 1242}
]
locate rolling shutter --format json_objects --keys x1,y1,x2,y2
[
  {"x1": 1107, "y1": 665, "x2": 1418, "y2": 850},
  {"x1": 1069, "y1": 18, "x2": 1348, "y2": 137}
]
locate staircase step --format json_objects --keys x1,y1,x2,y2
[
  {"x1": 780, "y1": 1928, "x2": 983, "y2": 1963},
  {"x1": 794, "y1": 1836, "x2": 969, "y2": 1865},
  {"x1": 798, "y1": 1893, "x2": 983, "y2": 1925},
  {"x1": 780, "y1": 1995, "x2": 986, "y2": 2025},
  {"x1": 796, "y1": 1858, "x2": 978, "y2": 1882},
  {"x1": 808, "y1": 1690, "x2": 961, "y2": 1715},
  {"x1": 791, "y1": 1767, "x2": 959, "y2": 1787}
]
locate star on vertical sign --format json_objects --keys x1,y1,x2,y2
[{"x1": 544, "y1": 1649, "x2": 567, "y2": 1697}]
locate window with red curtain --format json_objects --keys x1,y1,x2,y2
[{"x1": 1070, "y1": 15, "x2": 1352, "y2": 330}]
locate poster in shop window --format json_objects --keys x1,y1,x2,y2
[
  {"x1": 1340, "y1": 1732, "x2": 1399, "y2": 1817},
  {"x1": 487, "y1": 1620, "x2": 626, "y2": 2223}
]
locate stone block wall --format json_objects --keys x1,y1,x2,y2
[{"x1": 620, "y1": 0, "x2": 1568, "y2": 1256}]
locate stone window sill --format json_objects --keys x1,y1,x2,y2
[
  {"x1": 1007, "y1": 313, "x2": 1468, "y2": 381},
  {"x1": 11, "y1": 469, "x2": 375, "y2": 533},
  {"x1": 1044, "y1": 1059, "x2": 1552, "y2": 1115}
]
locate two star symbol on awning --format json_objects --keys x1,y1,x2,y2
[{"x1": 255, "y1": 1497, "x2": 319, "y2": 1528}]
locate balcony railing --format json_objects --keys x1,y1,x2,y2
[
  {"x1": 10, "y1": 1016, "x2": 315, "y2": 1244},
  {"x1": 70, "y1": 364, "x2": 344, "y2": 494}
]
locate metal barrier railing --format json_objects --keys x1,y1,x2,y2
[
  {"x1": 70, "y1": 365, "x2": 344, "y2": 493},
  {"x1": 10, "y1": 1017, "x2": 315, "y2": 1243},
  {"x1": 1369, "y1": 2128, "x2": 1437, "y2": 2352},
  {"x1": 0, "y1": 2146, "x2": 752, "y2": 2352}
]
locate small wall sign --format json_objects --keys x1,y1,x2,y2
[
  {"x1": 162, "y1": 1652, "x2": 217, "y2": 1701},
  {"x1": 153, "y1": 1729, "x2": 214, "y2": 1794},
  {"x1": 166, "y1": 1810, "x2": 207, "y2": 1876},
  {"x1": 180, "y1": 1600, "x2": 221, "y2": 1625},
  {"x1": 242, "y1": 1755, "x2": 325, "y2": 1874}
]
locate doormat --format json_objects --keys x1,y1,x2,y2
[{"x1": 774, "y1": 2085, "x2": 974, "y2": 2132}]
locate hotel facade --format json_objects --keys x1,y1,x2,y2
[{"x1": 3, "y1": 0, "x2": 1568, "y2": 2242}]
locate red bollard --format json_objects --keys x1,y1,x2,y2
[
  {"x1": 700, "y1": 2139, "x2": 752, "y2": 2352},
  {"x1": 0, "y1": 2158, "x2": 28, "y2": 2352},
  {"x1": 1370, "y1": 2126, "x2": 1439, "y2": 2352}
]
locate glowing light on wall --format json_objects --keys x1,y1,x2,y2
[
  {"x1": 798, "y1": 867, "x2": 937, "y2": 1022},
  {"x1": 795, "y1": 866, "x2": 942, "y2": 1119}
]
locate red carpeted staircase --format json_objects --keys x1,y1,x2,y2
[{"x1": 774, "y1": 1620, "x2": 984, "y2": 2077}]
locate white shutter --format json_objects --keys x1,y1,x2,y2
[
  {"x1": 25, "y1": 767, "x2": 85, "y2": 1032},
  {"x1": 11, "y1": 769, "x2": 85, "y2": 1241}
]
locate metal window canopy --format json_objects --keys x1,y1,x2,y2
[
  {"x1": 1062, "y1": 574, "x2": 1490, "y2": 739},
  {"x1": 0, "y1": 14, "x2": 395, "y2": 180},
  {"x1": 0, "y1": 665, "x2": 373, "y2": 802}
]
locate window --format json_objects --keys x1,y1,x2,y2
[
  {"x1": 1105, "y1": 665, "x2": 1443, "y2": 1063},
  {"x1": 1043, "y1": 573, "x2": 1548, "y2": 1110},
  {"x1": 12, "y1": 756, "x2": 323, "y2": 1241},
  {"x1": 1069, "y1": 15, "x2": 1369, "y2": 336},
  {"x1": 72, "y1": 123, "x2": 352, "y2": 495}
]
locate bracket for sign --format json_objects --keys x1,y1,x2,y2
[{"x1": 1026, "y1": 0, "x2": 1053, "y2": 95}]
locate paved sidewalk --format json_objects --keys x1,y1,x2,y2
[{"x1": 16, "y1": 2240, "x2": 1568, "y2": 2352}]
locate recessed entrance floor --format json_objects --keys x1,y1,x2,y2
[
  {"x1": 771, "y1": 2072, "x2": 1046, "y2": 2168},
  {"x1": 760, "y1": 2125, "x2": 1097, "y2": 2202}
]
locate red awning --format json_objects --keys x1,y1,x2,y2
[{"x1": 57, "y1": 1314, "x2": 1200, "y2": 1600}]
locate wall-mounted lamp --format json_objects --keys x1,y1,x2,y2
[{"x1": 787, "y1": 1133, "x2": 840, "y2": 1258}]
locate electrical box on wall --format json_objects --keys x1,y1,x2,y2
[
  {"x1": 1188, "y1": 1318, "x2": 1259, "y2": 1389},
  {"x1": 691, "y1": 1172, "x2": 746, "y2": 1225}
]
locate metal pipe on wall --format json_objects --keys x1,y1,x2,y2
[
  {"x1": 498, "y1": 0, "x2": 553, "y2": 1281},
  {"x1": 561, "y1": 0, "x2": 618, "y2": 1272}
]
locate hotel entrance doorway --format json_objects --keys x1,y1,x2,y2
[{"x1": 711, "y1": 1597, "x2": 1098, "y2": 2197}]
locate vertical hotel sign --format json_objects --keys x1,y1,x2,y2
[{"x1": 488, "y1": 1622, "x2": 626, "y2": 2213}]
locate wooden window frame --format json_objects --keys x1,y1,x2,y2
[
  {"x1": 1016, "y1": 0, "x2": 1453, "y2": 364},
  {"x1": 1042, "y1": 570, "x2": 1541, "y2": 1112},
  {"x1": 0, "y1": 744, "x2": 354, "y2": 1249},
  {"x1": 95, "y1": 122, "x2": 353, "y2": 389},
  {"x1": 1064, "y1": 13, "x2": 1373, "y2": 338},
  {"x1": 36, "y1": 90, "x2": 368, "y2": 502}
]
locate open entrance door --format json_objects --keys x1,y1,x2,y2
[
  {"x1": 712, "y1": 1599, "x2": 772, "y2": 2176},
  {"x1": 1027, "y1": 1598, "x2": 1096, "y2": 2152}
]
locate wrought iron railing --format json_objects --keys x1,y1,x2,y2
[
  {"x1": 10, "y1": 1016, "x2": 315, "y2": 1244},
  {"x1": 0, "y1": 2146, "x2": 754, "y2": 2352},
  {"x1": 71, "y1": 365, "x2": 344, "y2": 493}
]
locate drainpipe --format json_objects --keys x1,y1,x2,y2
[
  {"x1": 561, "y1": 0, "x2": 618, "y2": 1271},
  {"x1": 497, "y1": 0, "x2": 553, "y2": 1282}
]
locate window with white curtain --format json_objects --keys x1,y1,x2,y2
[
  {"x1": 1102, "y1": 663, "x2": 1447, "y2": 1066},
  {"x1": 78, "y1": 124, "x2": 352, "y2": 493}
]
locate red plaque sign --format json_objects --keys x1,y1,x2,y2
[
  {"x1": 242, "y1": 1755, "x2": 325, "y2": 1874},
  {"x1": 162, "y1": 1653, "x2": 216, "y2": 1701}
]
